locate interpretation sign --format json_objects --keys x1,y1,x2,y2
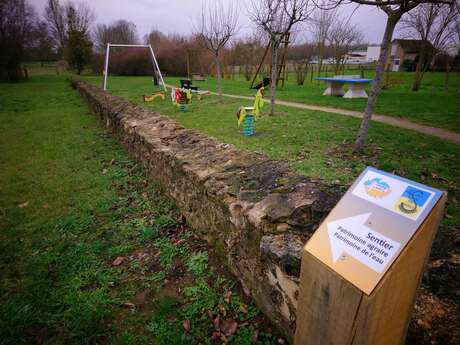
[{"x1": 305, "y1": 167, "x2": 442, "y2": 294}]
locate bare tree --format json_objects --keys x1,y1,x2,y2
[
  {"x1": 323, "y1": 0, "x2": 453, "y2": 152},
  {"x1": 250, "y1": 0, "x2": 311, "y2": 115},
  {"x1": 456, "y1": 9, "x2": 460, "y2": 40},
  {"x1": 195, "y1": 0, "x2": 238, "y2": 102},
  {"x1": 400, "y1": 0, "x2": 459, "y2": 90},
  {"x1": 0, "y1": 0, "x2": 38, "y2": 82},
  {"x1": 227, "y1": 33, "x2": 267, "y2": 81},
  {"x1": 309, "y1": 3, "x2": 336, "y2": 79},
  {"x1": 26, "y1": 20, "x2": 56, "y2": 64},
  {"x1": 44, "y1": 0, "x2": 94, "y2": 58},
  {"x1": 65, "y1": 1, "x2": 94, "y2": 35},
  {"x1": 328, "y1": 16, "x2": 364, "y2": 74},
  {"x1": 95, "y1": 20, "x2": 138, "y2": 53},
  {"x1": 289, "y1": 40, "x2": 315, "y2": 84},
  {"x1": 44, "y1": 0, "x2": 66, "y2": 56}
]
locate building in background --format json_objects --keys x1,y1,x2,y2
[
  {"x1": 345, "y1": 49, "x2": 368, "y2": 64},
  {"x1": 386, "y1": 39, "x2": 435, "y2": 72},
  {"x1": 342, "y1": 39, "x2": 437, "y2": 71},
  {"x1": 366, "y1": 45, "x2": 381, "y2": 62}
]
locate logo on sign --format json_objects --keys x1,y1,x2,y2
[
  {"x1": 395, "y1": 186, "x2": 431, "y2": 217},
  {"x1": 364, "y1": 178, "x2": 391, "y2": 198}
]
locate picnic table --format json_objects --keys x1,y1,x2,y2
[{"x1": 315, "y1": 76, "x2": 373, "y2": 98}]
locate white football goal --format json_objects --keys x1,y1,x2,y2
[{"x1": 102, "y1": 43, "x2": 166, "y2": 91}]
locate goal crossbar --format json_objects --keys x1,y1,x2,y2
[{"x1": 102, "y1": 43, "x2": 166, "y2": 91}]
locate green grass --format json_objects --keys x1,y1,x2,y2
[
  {"x1": 0, "y1": 73, "x2": 280, "y2": 344},
  {"x1": 162, "y1": 70, "x2": 460, "y2": 132},
  {"x1": 82, "y1": 75, "x2": 460, "y2": 252}
]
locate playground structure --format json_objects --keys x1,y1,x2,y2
[
  {"x1": 236, "y1": 87, "x2": 265, "y2": 136},
  {"x1": 250, "y1": 32, "x2": 290, "y2": 89},
  {"x1": 102, "y1": 43, "x2": 166, "y2": 92},
  {"x1": 142, "y1": 91, "x2": 165, "y2": 102},
  {"x1": 171, "y1": 79, "x2": 211, "y2": 104}
]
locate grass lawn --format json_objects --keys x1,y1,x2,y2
[
  {"x1": 163, "y1": 70, "x2": 460, "y2": 132},
  {"x1": 86, "y1": 74, "x2": 460, "y2": 343},
  {"x1": 83, "y1": 75, "x2": 459, "y2": 252},
  {"x1": 0, "y1": 74, "x2": 281, "y2": 345}
]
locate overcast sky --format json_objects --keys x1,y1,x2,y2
[{"x1": 30, "y1": 0, "x2": 401, "y2": 45}]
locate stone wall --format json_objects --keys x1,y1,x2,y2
[{"x1": 71, "y1": 79, "x2": 343, "y2": 342}]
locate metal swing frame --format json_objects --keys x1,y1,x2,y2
[{"x1": 102, "y1": 43, "x2": 166, "y2": 91}]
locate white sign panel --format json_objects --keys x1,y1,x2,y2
[{"x1": 327, "y1": 213, "x2": 401, "y2": 273}]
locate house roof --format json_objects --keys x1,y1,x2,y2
[{"x1": 392, "y1": 39, "x2": 435, "y2": 54}]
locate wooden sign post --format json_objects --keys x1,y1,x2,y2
[{"x1": 294, "y1": 167, "x2": 446, "y2": 345}]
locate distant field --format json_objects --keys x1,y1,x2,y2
[
  {"x1": 24, "y1": 62, "x2": 58, "y2": 76},
  {"x1": 165, "y1": 70, "x2": 460, "y2": 132}
]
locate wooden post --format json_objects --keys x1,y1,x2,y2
[
  {"x1": 102, "y1": 43, "x2": 110, "y2": 90},
  {"x1": 186, "y1": 50, "x2": 190, "y2": 79},
  {"x1": 294, "y1": 194, "x2": 446, "y2": 345}
]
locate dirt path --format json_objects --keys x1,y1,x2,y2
[{"x1": 176, "y1": 86, "x2": 460, "y2": 145}]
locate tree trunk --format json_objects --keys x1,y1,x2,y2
[
  {"x1": 383, "y1": 64, "x2": 391, "y2": 89},
  {"x1": 354, "y1": 15, "x2": 399, "y2": 152},
  {"x1": 444, "y1": 62, "x2": 451, "y2": 91},
  {"x1": 334, "y1": 59, "x2": 340, "y2": 75},
  {"x1": 412, "y1": 48, "x2": 426, "y2": 91},
  {"x1": 269, "y1": 40, "x2": 279, "y2": 116},
  {"x1": 215, "y1": 53, "x2": 223, "y2": 103},
  {"x1": 317, "y1": 59, "x2": 322, "y2": 85}
]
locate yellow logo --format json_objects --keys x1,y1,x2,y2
[{"x1": 394, "y1": 186, "x2": 431, "y2": 218}]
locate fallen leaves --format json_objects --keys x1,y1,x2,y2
[
  {"x1": 211, "y1": 331, "x2": 221, "y2": 341},
  {"x1": 213, "y1": 314, "x2": 220, "y2": 329},
  {"x1": 209, "y1": 316, "x2": 238, "y2": 343},
  {"x1": 238, "y1": 303, "x2": 248, "y2": 314},
  {"x1": 182, "y1": 319, "x2": 191, "y2": 332},
  {"x1": 223, "y1": 290, "x2": 232, "y2": 303},
  {"x1": 218, "y1": 304, "x2": 227, "y2": 317},
  {"x1": 208, "y1": 312, "x2": 240, "y2": 343},
  {"x1": 18, "y1": 201, "x2": 29, "y2": 208},
  {"x1": 122, "y1": 302, "x2": 135, "y2": 309},
  {"x1": 431, "y1": 172, "x2": 449, "y2": 184},
  {"x1": 112, "y1": 256, "x2": 124, "y2": 266},
  {"x1": 219, "y1": 318, "x2": 238, "y2": 337}
]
